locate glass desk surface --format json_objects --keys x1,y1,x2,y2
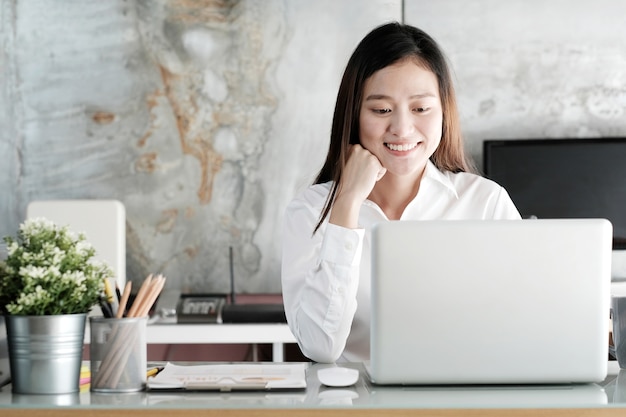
[{"x1": 1, "y1": 361, "x2": 626, "y2": 415}]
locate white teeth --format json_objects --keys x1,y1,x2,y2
[{"x1": 386, "y1": 142, "x2": 417, "y2": 151}]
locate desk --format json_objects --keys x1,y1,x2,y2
[
  {"x1": 2, "y1": 362, "x2": 626, "y2": 416},
  {"x1": 84, "y1": 323, "x2": 297, "y2": 362}
]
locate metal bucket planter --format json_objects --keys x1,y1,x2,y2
[{"x1": 5, "y1": 313, "x2": 86, "y2": 394}]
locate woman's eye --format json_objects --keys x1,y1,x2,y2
[
  {"x1": 373, "y1": 108, "x2": 391, "y2": 114},
  {"x1": 414, "y1": 107, "x2": 430, "y2": 113}
]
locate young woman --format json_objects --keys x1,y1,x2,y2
[{"x1": 281, "y1": 22, "x2": 520, "y2": 363}]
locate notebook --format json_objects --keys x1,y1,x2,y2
[{"x1": 368, "y1": 219, "x2": 612, "y2": 385}]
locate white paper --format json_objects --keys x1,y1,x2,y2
[{"x1": 147, "y1": 362, "x2": 308, "y2": 391}]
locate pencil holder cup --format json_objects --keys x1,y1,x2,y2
[{"x1": 89, "y1": 316, "x2": 148, "y2": 393}]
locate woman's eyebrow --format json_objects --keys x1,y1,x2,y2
[{"x1": 364, "y1": 93, "x2": 437, "y2": 101}]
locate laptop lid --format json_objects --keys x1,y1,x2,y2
[{"x1": 368, "y1": 219, "x2": 612, "y2": 385}]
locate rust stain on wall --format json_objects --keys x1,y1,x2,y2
[
  {"x1": 159, "y1": 65, "x2": 223, "y2": 205},
  {"x1": 92, "y1": 111, "x2": 116, "y2": 124},
  {"x1": 157, "y1": 208, "x2": 179, "y2": 233},
  {"x1": 137, "y1": 129, "x2": 152, "y2": 148},
  {"x1": 138, "y1": 91, "x2": 163, "y2": 147},
  {"x1": 167, "y1": 0, "x2": 234, "y2": 24},
  {"x1": 135, "y1": 152, "x2": 157, "y2": 173},
  {"x1": 184, "y1": 245, "x2": 198, "y2": 259}
]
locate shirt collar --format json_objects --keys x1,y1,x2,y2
[
  {"x1": 363, "y1": 160, "x2": 460, "y2": 211},
  {"x1": 423, "y1": 159, "x2": 459, "y2": 199}
]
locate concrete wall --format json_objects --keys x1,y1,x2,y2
[
  {"x1": 0, "y1": 0, "x2": 400, "y2": 293},
  {"x1": 406, "y1": 0, "x2": 626, "y2": 163}
]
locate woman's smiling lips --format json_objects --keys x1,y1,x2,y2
[{"x1": 384, "y1": 142, "x2": 419, "y2": 152}]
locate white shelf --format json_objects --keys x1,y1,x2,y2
[
  {"x1": 145, "y1": 323, "x2": 296, "y2": 344},
  {"x1": 85, "y1": 323, "x2": 296, "y2": 362}
]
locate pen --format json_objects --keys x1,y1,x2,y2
[
  {"x1": 99, "y1": 299, "x2": 114, "y2": 318},
  {"x1": 115, "y1": 283, "x2": 122, "y2": 302},
  {"x1": 104, "y1": 278, "x2": 119, "y2": 316},
  {"x1": 146, "y1": 367, "x2": 163, "y2": 378}
]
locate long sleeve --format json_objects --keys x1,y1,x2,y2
[
  {"x1": 280, "y1": 165, "x2": 522, "y2": 363},
  {"x1": 281, "y1": 187, "x2": 364, "y2": 363}
]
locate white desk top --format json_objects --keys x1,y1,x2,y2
[{"x1": 1, "y1": 362, "x2": 626, "y2": 417}]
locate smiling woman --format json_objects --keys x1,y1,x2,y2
[
  {"x1": 280, "y1": 22, "x2": 522, "y2": 364},
  {"x1": 359, "y1": 60, "x2": 443, "y2": 189}
]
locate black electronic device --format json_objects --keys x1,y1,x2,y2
[
  {"x1": 154, "y1": 247, "x2": 287, "y2": 324},
  {"x1": 173, "y1": 294, "x2": 286, "y2": 324},
  {"x1": 221, "y1": 303, "x2": 286, "y2": 324},
  {"x1": 483, "y1": 137, "x2": 626, "y2": 249},
  {"x1": 176, "y1": 294, "x2": 227, "y2": 324}
]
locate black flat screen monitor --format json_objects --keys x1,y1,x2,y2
[{"x1": 483, "y1": 138, "x2": 626, "y2": 249}]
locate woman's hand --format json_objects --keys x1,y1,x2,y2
[{"x1": 329, "y1": 144, "x2": 386, "y2": 229}]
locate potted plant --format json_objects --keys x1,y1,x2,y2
[{"x1": 0, "y1": 217, "x2": 113, "y2": 394}]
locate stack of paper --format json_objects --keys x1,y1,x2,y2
[{"x1": 147, "y1": 362, "x2": 308, "y2": 392}]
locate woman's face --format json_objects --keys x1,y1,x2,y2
[{"x1": 359, "y1": 60, "x2": 443, "y2": 179}]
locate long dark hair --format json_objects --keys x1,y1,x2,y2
[{"x1": 313, "y1": 22, "x2": 473, "y2": 233}]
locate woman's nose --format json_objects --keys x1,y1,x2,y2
[{"x1": 388, "y1": 109, "x2": 414, "y2": 138}]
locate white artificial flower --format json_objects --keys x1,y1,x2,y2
[
  {"x1": 64, "y1": 270, "x2": 87, "y2": 286},
  {"x1": 19, "y1": 265, "x2": 47, "y2": 280},
  {"x1": 75, "y1": 240, "x2": 93, "y2": 256},
  {"x1": 6, "y1": 241, "x2": 18, "y2": 256},
  {"x1": 7, "y1": 285, "x2": 52, "y2": 314},
  {"x1": 1, "y1": 217, "x2": 113, "y2": 315}
]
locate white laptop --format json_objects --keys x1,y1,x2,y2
[{"x1": 368, "y1": 219, "x2": 612, "y2": 385}]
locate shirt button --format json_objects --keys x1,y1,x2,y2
[{"x1": 344, "y1": 242, "x2": 353, "y2": 251}]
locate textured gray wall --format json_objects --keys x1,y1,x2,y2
[
  {"x1": 2, "y1": 1, "x2": 625, "y2": 291},
  {"x1": 0, "y1": 0, "x2": 400, "y2": 292},
  {"x1": 406, "y1": 0, "x2": 626, "y2": 163}
]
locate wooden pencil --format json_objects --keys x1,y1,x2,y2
[
  {"x1": 116, "y1": 281, "x2": 132, "y2": 319},
  {"x1": 126, "y1": 274, "x2": 153, "y2": 317},
  {"x1": 136, "y1": 275, "x2": 166, "y2": 318}
]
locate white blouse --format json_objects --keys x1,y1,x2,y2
[{"x1": 281, "y1": 161, "x2": 521, "y2": 363}]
